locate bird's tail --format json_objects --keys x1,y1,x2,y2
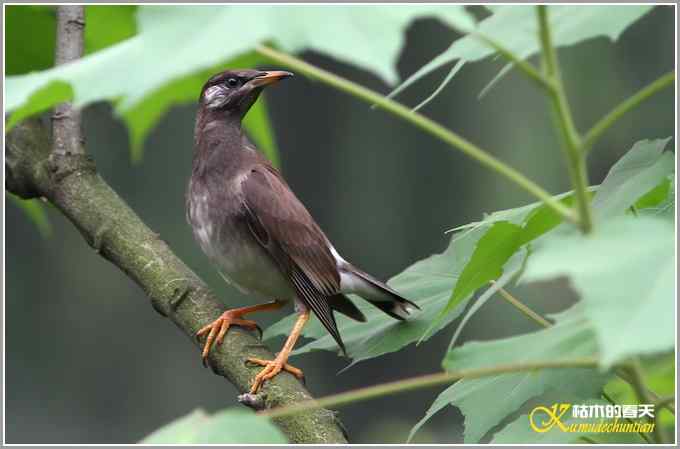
[{"x1": 343, "y1": 266, "x2": 420, "y2": 320}]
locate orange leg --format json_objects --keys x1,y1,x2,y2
[
  {"x1": 246, "y1": 309, "x2": 310, "y2": 394},
  {"x1": 196, "y1": 300, "x2": 283, "y2": 366}
]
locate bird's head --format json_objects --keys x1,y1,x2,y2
[{"x1": 199, "y1": 69, "x2": 293, "y2": 118}]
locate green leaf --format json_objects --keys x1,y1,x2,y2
[
  {"x1": 411, "y1": 305, "x2": 604, "y2": 443},
  {"x1": 265, "y1": 225, "x2": 490, "y2": 363},
  {"x1": 5, "y1": 6, "x2": 55, "y2": 75},
  {"x1": 448, "y1": 249, "x2": 527, "y2": 349},
  {"x1": 592, "y1": 138, "x2": 674, "y2": 221},
  {"x1": 122, "y1": 51, "x2": 267, "y2": 162},
  {"x1": 7, "y1": 193, "x2": 52, "y2": 238},
  {"x1": 411, "y1": 368, "x2": 606, "y2": 444},
  {"x1": 84, "y1": 6, "x2": 137, "y2": 54},
  {"x1": 442, "y1": 304, "x2": 598, "y2": 372},
  {"x1": 428, "y1": 222, "x2": 524, "y2": 338},
  {"x1": 490, "y1": 399, "x2": 607, "y2": 444},
  {"x1": 6, "y1": 5, "x2": 474, "y2": 146},
  {"x1": 390, "y1": 5, "x2": 653, "y2": 102},
  {"x1": 6, "y1": 80, "x2": 73, "y2": 131},
  {"x1": 523, "y1": 216, "x2": 675, "y2": 367},
  {"x1": 265, "y1": 188, "x2": 582, "y2": 364},
  {"x1": 6, "y1": 6, "x2": 138, "y2": 77},
  {"x1": 635, "y1": 177, "x2": 671, "y2": 210},
  {"x1": 444, "y1": 194, "x2": 578, "y2": 346},
  {"x1": 449, "y1": 187, "x2": 591, "y2": 234},
  {"x1": 604, "y1": 353, "x2": 675, "y2": 426},
  {"x1": 140, "y1": 408, "x2": 287, "y2": 444}
]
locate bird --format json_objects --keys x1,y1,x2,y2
[{"x1": 186, "y1": 69, "x2": 420, "y2": 394}]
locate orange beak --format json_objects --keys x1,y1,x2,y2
[{"x1": 250, "y1": 70, "x2": 294, "y2": 87}]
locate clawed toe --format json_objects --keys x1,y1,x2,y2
[
  {"x1": 196, "y1": 311, "x2": 261, "y2": 366},
  {"x1": 246, "y1": 357, "x2": 305, "y2": 393}
]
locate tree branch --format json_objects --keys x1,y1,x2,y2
[
  {"x1": 52, "y1": 6, "x2": 85, "y2": 156},
  {"x1": 5, "y1": 118, "x2": 348, "y2": 443},
  {"x1": 6, "y1": 6, "x2": 347, "y2": 443}
]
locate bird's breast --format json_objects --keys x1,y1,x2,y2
[{"x1": 187, "y1": 175, "x2": 294, "y2": 301}]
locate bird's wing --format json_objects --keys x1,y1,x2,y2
[{"x1": 240, "y1": 164, "x2": 346, "y2": 352}]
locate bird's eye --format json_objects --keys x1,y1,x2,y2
[{"x1": 226, "y1": 78, "x2": 239, "y2": 88}]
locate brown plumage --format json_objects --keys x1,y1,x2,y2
[{"x1": 187, "y1": 69, "x2": 419, "y2": 393}]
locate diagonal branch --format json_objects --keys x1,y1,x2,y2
[
  {"x1": 6, "y1": 7, "x2": 346, "y2": 442},
  {"x1": 5, "y1": 119, "x2": 348, "y2": 444}
]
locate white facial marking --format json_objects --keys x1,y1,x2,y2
[{"x1": 204, "y1": 85, "x2": 225, "y2": 108}]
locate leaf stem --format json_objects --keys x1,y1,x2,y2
[
  {"x1": 255, "y1": 44, "x2": 577, "y2": 225},
  {"x1": 602, "y1": 390, "x2": 653, "y2": 443},
  {"x1": 472, "y1": 32, "x2": 553, "y2": 92},
  {"x1": 653, "y1": 396, "x2": 675, "y2": 413},
  {"x1": 492, "y1": 282, "x2": 552, "y2": 328},
  {"x1": 537, "y1": 6, "x2": 592, "y2": 234},
  {"x1": 489, "y1": 283, "x2": 674, "y2": 424},
  {"x1": 582, "y1": 72, "x2": 675, "y2": 155},
  {"x1": 625, "y1": 360, "x2": 667, "y2": 444},
  {"x1": 261, "y1": 357, "x2": 599, "y2": 419}
]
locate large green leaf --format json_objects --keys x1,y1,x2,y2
[
  {"x1": 84, "y1": 6, "x2": 137, "y2": 55},
  {"x1": 410, "y1": 305, "x2": 605, "y2": 443},
  {"x1": 6, "y1": 6, "x2": 56, "y2": 75},
  {"x1": 6, "y1": 6, "x2": 137, "y2": 75},
  {"x1": 6, "y1": 5, "x2": 474, "y2": 137},
  {"x1": 140, "y1": 408, "x2": 287, "y2": 444},
  {"x1": 635, "y1": 176, "x2": 673, "y2": 213},
  {"x1": 448, "y1": 249, "x2": 527, "y2": 349},
  {"x1": 411, "y1": 369, "x2": 606, "y2": 444},
  {"x1": 490, "y1": 399, "x2": 606, "y2": 444},
  {"x1": 522, "y1": 216, "x2": 675, "y2": 367},
  {"x1": 121, "y1": 50, "x2": 278, "y2": 162},
  {"x1": 433, "y1": 222, "x2": 524, "y2": 335},
  {"x1": 265, "y1": 187, "x2": 583, "y2": 363},
  {"x1": 265, "y1": 224, "x2": 489, "y2": 363},
  {"x1": 591, "y1": 138, "x2": 674, "y2": 221},
  {"x1": 442, "y1": 304, "x2": 598, "y2": 372},
  {"x1": 390, "y1": 5, "x2": 653, "y2": 102}
]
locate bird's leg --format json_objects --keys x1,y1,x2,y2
[
  {"x1": 196, "y1": 300, "x2": 284, "y2": 365},
  {"x1": 246, "y1": 309, "x2": 310, "y2": 393}
]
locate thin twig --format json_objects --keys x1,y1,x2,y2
[
  {"x1": 602, "y1": 391, "x2": 652, "y2": 443},
  {"x1": 472, "y1": 32, "x2": 554, "y2": 92},
  {"x1": 582, "y1": 71, "x2": 675, "y2": 155},
  {"x1": 255, "y1": 44, "x2": 577, "y2": 226},
  {"x1": 492, "y1": 281, "x2": 552, "y2": 328},
  {"x1": 625, "y1": 360, "x2": 667, "y2": 444},
  {"x1": 653, "y1": 396, "x2": 675, "y2": 413},
  {"x1": 261, "y1": 357, "x2": 599, "y2": 419},
  {"x1": 490, "y1": 282, "x2": 674, "y2": 424},
  {"x1": 52, "y1": 5, "x2": 85, "y2": 156}
]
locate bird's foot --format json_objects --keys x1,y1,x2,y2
[
  {"x1": 196, "y1": 311, "x2": 261, "y2": 366},
  {"x1": 246, "y1": 356, "x2": 304, "y2": 393}
]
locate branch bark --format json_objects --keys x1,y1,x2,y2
[
  {"x1": 7, "y1": 7, "x2": 346, "y2": 442},
  {"x1": 5, "y1": 118, "x2": 348, "y2": 443},
  {"x1": 52, "y1": 6, "x2": 85, "y2": 156}
]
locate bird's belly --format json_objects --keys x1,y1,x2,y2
[
  {"x1": 212, "y1": 236, "x2": 295, "y2": 300},
  {"x1": 188, "y1": 182, "x2": 295, "y2": 301}
]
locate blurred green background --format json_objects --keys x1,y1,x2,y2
[{"x1": 5, "y1": 5, "x2": 674, "y2": 444}]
